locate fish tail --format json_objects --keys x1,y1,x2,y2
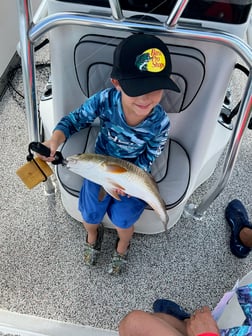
[
  {"x1": 163, "y1": 213, "x2": 169, "y2": 242},
  {"x1": 164, "y1": 229, "x2": 169, "y2": 242}
]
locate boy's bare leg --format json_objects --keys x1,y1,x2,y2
[
  {"x1": 119, "y1": 310, "x2": 186, "y2": 336},
  {"x1": 115, "y1": 226, "x2": 134, "y2": 254},
  {"x1": 82, "y1": 221, "x2": 100, "y2": 243},
  {"x1": 82, "y1": 222, "x2": 135, "y2": 251}
]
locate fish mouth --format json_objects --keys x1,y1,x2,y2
[
  {"x1": 67, "y1": 158, "x2": 78, "y2": 163},
  {"x1": 65, "y1": 157, "x2": 78, "y2": 167},
  {"x1": 61, "y1": 158, "x2": 69, "y2": 166}
]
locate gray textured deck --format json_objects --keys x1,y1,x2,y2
[{"x1": 0, "y1": 43, "x2": 251, "y2": 335}]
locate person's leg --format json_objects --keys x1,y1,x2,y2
[
  {"x1": 119, "y1": 310, "x2": 186, "y2": 336},
  {"x1": 83, "y1": 222, "x2": 100, "y2": 244},
  {"x1": 107, "y1": 196, "x2": 146, "y2": 274},
  {"x1": 79, "y1": 180, "x2": 110, "y2": 265},
  {"x1": 225, "y1": 199, "x2": 252, "y2": 258},
  {"x1": 115, "y1": 226, "x2": 134, "y2": 254},
  {"x1": 107, "y1": 226, "x2": 133, "y2": 275},
  {"x1": 82, "y1": 221, "x2": 104, "y2": 266},
  {"x1": 239, "y1": 227, "x2": 252, "y2": 248},
  {"x1": 108, "y1": 195, "x2": 146, "y2": 249}
]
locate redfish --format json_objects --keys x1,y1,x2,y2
[{"x1": 66, "y1": 153, "x2": 169, "y2": 232}]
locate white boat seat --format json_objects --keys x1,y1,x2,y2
[
  {"x1": 55, "y1": 33, "x2": 208, "y2": 209},
  {"x1": 56, "y1": 126, "x2": 190, "y2": 208},
  {"x1": 42, "y1": 0, "x2": 252, "y2": 231}
]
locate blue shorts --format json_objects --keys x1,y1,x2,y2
[{"x1": 78, "y1": 179, "x2": 146, "y2": 229}]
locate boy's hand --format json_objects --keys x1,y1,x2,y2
[
  {"x1": 186, "y1": 307, "x2": 220, "y2": 336},
  {"x1": 36, "y1": 130, "x2": 66, "y2": 162},
  {"x1": 114, "y1": 189, "x2": 130, "y2": 198},
  {"x1": 36, "y1": 140, "x2": 58, "y2": 162}
]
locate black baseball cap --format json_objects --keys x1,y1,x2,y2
[{"x1": 111, "y1": 33, "x2": 180, "y2": 97}]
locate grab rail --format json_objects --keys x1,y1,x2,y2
[
  {"x1": 108, "y1": 0, "x2": 124, "y2": 21},
  {"x1": 17, "y1": 0, "x2": 252, "y2": 213},
  {"x1": 17, "y1": 0, "x2": 38, "y2": 142},
  {"x1": 188, "y1": 74, "x2": 252, "y2": 218},
  {"x1": 28, "y1": 12, "x2": 252, "y2": 66},
  {"x1": 107, "y1": 0, "x2": 190, "y2": 26},
  {"x1": 165, "y1": 0, "x2": 190, "y2": 27}
]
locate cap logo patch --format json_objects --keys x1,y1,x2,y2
[{"x1": 135, "y1": 48, "x2": 166, "y2": 73}]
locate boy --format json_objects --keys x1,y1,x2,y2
[{"x1": 40, "y1": 33, "x2": 180, "y2": 275}]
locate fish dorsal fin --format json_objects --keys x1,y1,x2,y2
[{"x1": 104, "y1": 163, "x2": 127, "y2": 173}]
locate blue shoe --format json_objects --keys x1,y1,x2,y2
[
  {"x1": 225, "y1": 199, "x2": 252, "y2": 258},
  {"x1": 153, "y1": 299, "x2": 190, "y2": 320}
]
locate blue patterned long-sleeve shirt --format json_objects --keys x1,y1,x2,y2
[{"x1": 54, "y1": 88, "x2": 170, "y2": 172}]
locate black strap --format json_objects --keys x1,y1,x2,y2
[{"x1": 27, "y1": 143, "x2": 48, "y2": 182}]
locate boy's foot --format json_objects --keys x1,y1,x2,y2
[
  {"x1": 83, "y1": 224, "x2": 104, "y2": 266},
  {"x1": 153, "y1": 299, "x2": 190, "y2": 320},
  {"x1": 225, "y1": 199, "x2": 252, "y2": 258},
  {"x1": 108, "y1": 239, "x2": 129, "y2": 275}
]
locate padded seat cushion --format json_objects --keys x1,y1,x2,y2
[{"x1": 56, "y1": 127, "x2": 190, "y2": 208}]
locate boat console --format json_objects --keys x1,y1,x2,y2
[{"x1": 56, "y1": 0, "x2": 251, "y2": 25}]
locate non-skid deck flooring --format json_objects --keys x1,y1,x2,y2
[{"x1": 0, "y1": 42, "x2": 251, "y2": 335}]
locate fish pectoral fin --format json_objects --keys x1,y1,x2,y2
[
  {"x1": 104, "y1": 187, "x2": 122, "y2": 201},
  {"x1": 104, "y1": 163, "x2": 127, "y2": 173},
  {"x1": 104, "y1": 181, "x2": 125, "y2": 201}
]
